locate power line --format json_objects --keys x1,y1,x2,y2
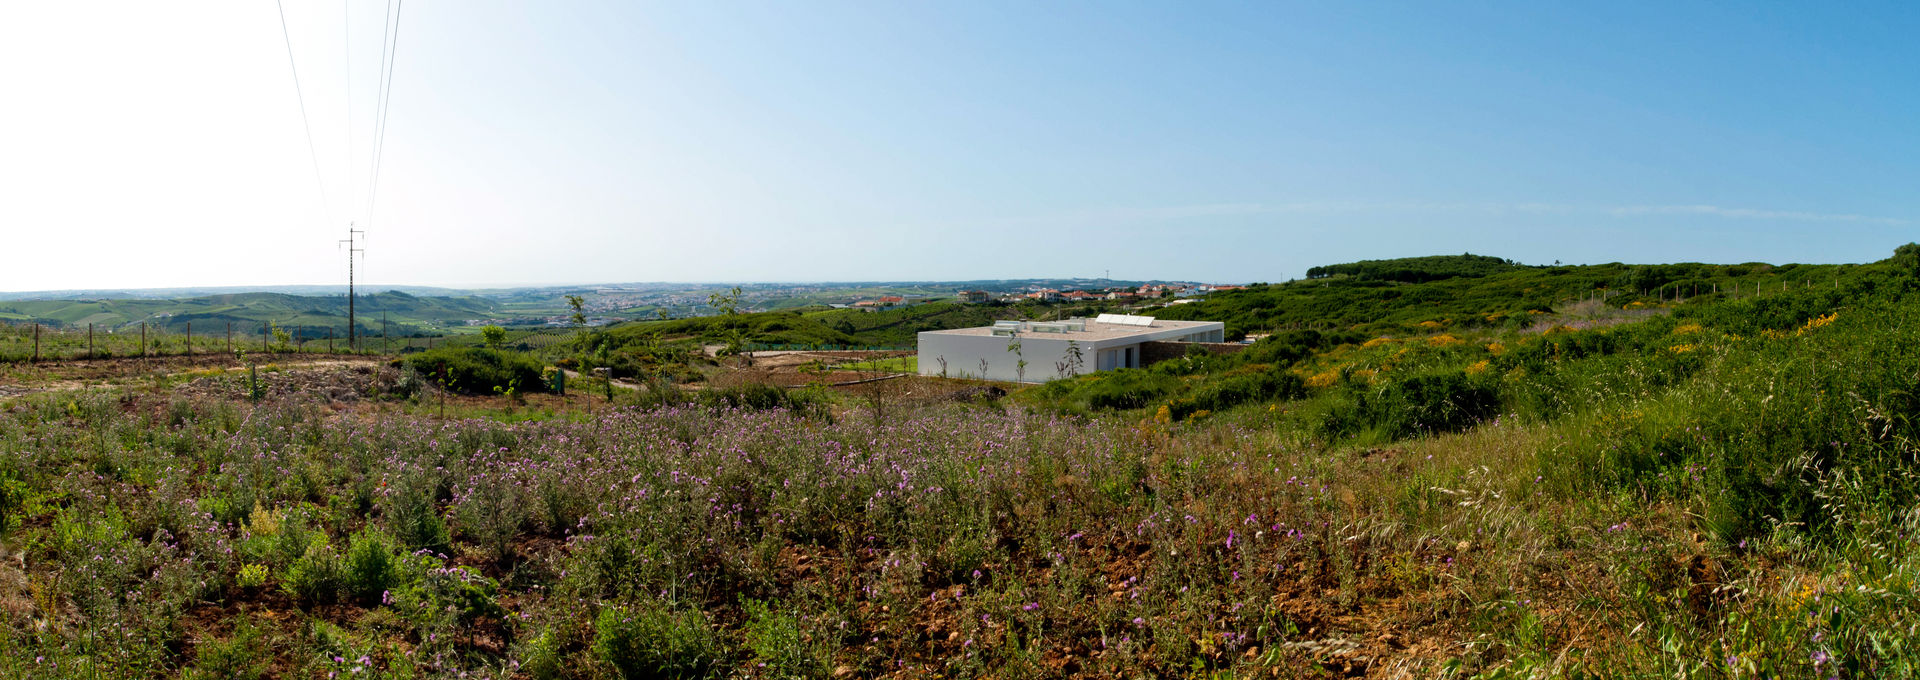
[
  {"x1": 365, "y1": 0, "x2": 404, "y2": 223},
  {"x1": 275, "y1": 0, "x2": 332, "y2": 221}
]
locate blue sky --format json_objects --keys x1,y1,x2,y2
[{"x1": 1, "y1": 1, "x2": 1915, "y2": 289}]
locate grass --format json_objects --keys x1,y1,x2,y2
[
  {"x1": 2, "y1": 247, "x2": 1918, "y2": 678},
  {"x1": 834, "y1": 355, "x2": 917, "y2": 373}
]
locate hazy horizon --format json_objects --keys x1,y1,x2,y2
[{"x1": 4, "y1": 2, "x2": 1914, "y2": 291}]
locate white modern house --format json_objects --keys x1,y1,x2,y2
[{"x1": 917, "y1": 314, "x2": 1226, "y2": 383}]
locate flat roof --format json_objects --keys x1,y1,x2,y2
[{"x1": 921, "y1": 317, "x2": 1221, "y2": 341}]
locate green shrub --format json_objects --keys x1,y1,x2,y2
[
  {"x1": 394, "y1": 564, "x2": 501, "y2": 632},
  {"x1": 344, "y1": 528, "x2": 402, "y2": 605},
  {"x1": 1040, "y1": 369, "x2": 1180, "y2": 412},
  {"x1": 518, "y1": 627, "x2": 565, "y2": 680},
  {"x1": 1167, "y1": 369, "x2": 1305, "y2": 420},
  {"x1": 697, "y1": 383, "x2": 828, "y2": 418},
  {"x1": 283, "y1": 541, "x2": 346, "y2": 603},
  {"x1": 1323, "y1": 370, "x2": 1500, "y2": 440},
  {"x1": 183, "y1": 621, "x2": 270, "y2": 680},
  {"x1": 400, "y1": 347, "x2": 548, "y2": 395},
  {"x1": 235, "y1": 563, "x2": 269, "y2": 589},
  {"x1": 593, "y1": 601, "x2": 721, "y2": 680},
  {"x1": 742, "y1": 598, "x2": 828, "y2": 678},
  {"x1": 385, "y1": 485, "x2": 451, "y2": 554},
  {"x1": 238, "y1": 503, "x2": 320, "y2": 568}
]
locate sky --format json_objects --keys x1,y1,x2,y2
[{"x1": 1, "y1": 1, "x2": 1916, "y2": 291}]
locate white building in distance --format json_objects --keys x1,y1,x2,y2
[{"x1": 917, "y1": 314, "x2": 1226, "y2": 383}]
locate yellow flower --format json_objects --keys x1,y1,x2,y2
[
  {"x1": 1427, "y1": 334, "x2": 1463, "y2": 347},
  {"x1": 1363, "y1": 336, "x2": 1395, "y2": 348},
  {"x1": 1669, "y1": 344, "x2": 1696, "y2": 353},
  {"x1": 1486, "y1": 342, "x2": 1506, "y2": 355},
  {"x1": 1797, "y1": 312, "x2": 1837, "y2": 335},
  {"x1": 1673, "y1": 323, "x2": 1704, "y2": 335},
  {"x1": 1306, "y1": 370, "x2": 1339, "y2": 388},
  {"x1": 1466, "y1": 359, "x2": 1491, "y2": 375}
]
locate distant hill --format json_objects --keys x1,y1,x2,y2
[
  {"x1": 1304, "y1": 253, "x2": 1527, "y2": 283},
  {"x1": 0, "y1": 290, "x2": 503, "y2": 337},
  {"x1": 1155, "y1": 257, "x2": 1848, "y2": 338}
]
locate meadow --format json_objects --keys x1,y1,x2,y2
[{"x1": 0, "y1": 249, "x2": 1917, "y2": 678}]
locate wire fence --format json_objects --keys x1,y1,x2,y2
[
  {"x1": 743, "y1": 342, "x2": 913, "y2": 352},
  {"x1": 1, "y1": 320, "x2": 917, "y2": 363},
  {"x1": 0, "y1": 320, "x2": 387, "y2": 363}
]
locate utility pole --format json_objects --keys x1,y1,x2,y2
[{"x1": 339, "y1": 226, "x2": 366, "y2": 352}]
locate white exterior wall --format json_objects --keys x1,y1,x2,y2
[
  {"x1": 916, "y1": 320, "x2": 1225, "y2": 383},
  {"x1": 914, "y1": 333, "x2": 1090, "y2": 383}
]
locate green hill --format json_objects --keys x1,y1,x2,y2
[
  {"x1": 1304, "y1": 253, "x2": 1528, "y2": 282},
  {"x1": 804, "y1": 302, "x2": 1024, "y2": 347},
  {"x1": 0, "y1": 290, "x2": 503, "y2": 338},
  {"x1": 1155, "y1": 258, "x2": 1845, "y2": 338}
]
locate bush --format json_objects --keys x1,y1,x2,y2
[
  {"x1": 384, "y1": 484, "x2": 451, "y2": 554},
  {"x1": 399, "y1": 347, "x2": 548, "y2": 396},
  {"x1": 742, "y1": 599, "x2": 828, "y2": 677},
  {"x1": 283, "y1": 541, "x2": 346, "y2": 603},
  {"x1": 593, "y1": 601, "x2": 721, "y2": 680},
  {"x1": 1166, "y1": 369, "x2": 1305, "y2": 420},
  {"x1": 697, "y1": 383, "x2": 827, "y2": 418},
  {"x1": 344, "y1": 528, "x2": 402, "y2": 605},
  {"x1": 1073, "y1": 370, "x2": 1181, "y2": 411},
  {"x1": 183, "y1": 621, "x2": 270, "y2": 680},
  {"x1": 1323, "y1": 370, "x2": 1499, "y2": 440}
]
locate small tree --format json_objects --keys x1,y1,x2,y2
[
  {"x1": 1007, "y1": 338, "x2": 1026, "y2": 384},
  {"x1": 479, "y1": 325, "x2": 507, "y2": 350},
  {"x1": 565, "y1": 295, "x2": 587, "y2": 328},
  {"x1": 708, "y1": 286, "x2": 743, "y2": 315}
]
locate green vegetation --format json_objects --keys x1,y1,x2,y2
[
  {"x1": 1155, "y1": 255, "x2": 1844, "y2": 338},
  {"x1": 833, "y1": 355, "x2": 917, "y2": 372},
  {"x1": 1305, "y1": 253, "x2": 1527, "y2": 282},
  {"x1": 5, "y1": 248, "x2": 1920, "y2": 677},
  {"x1": 0, "y1": 290, "x2": 497, "y2": 337},
  {"x1": 400, "y1": 346, "x2": 549, "y2": 395},
  {"x1": 804, "y1": 302, "x2": 1024, "y2": 347}
]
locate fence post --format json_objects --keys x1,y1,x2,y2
[
  {"x1": 32, "y1": 323, "x2": 38, "y2": 361},
  {"x1": 141, "y1": 322, "x2": 147, "y2": 358},
  {"x1": 186, "y1": 322, "x2": 192, "y2": 356},
  {"x1": 227, "y1": 322, "x2": 232, "y2": 353},
  {"x1": 328, "y1": 327, "x2": 333, "y2": 354},
  {"x1": 88, "y1": 323, "x2": 94, "y2": 359},
  {"x1": 263, "y1": 323, "x2": 270, "y2": 352}
]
